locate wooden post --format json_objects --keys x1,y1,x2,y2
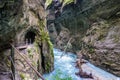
[
  {"x1": 30, "y1": 39, "x2": 31, "y2": 44},
  {"x1": 26, "y1": 39, "x2": 28, "y2": 45},
  {"x1": 11, "y1": 46, "x2": 15, "y2": 80},
  {"x1": 10, "y1": 44, "x2": 45, "y2": 80}
]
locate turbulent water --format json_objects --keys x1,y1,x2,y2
[
  {"x1": 43, "y1": 49, "x2": 80, "y2": 80},
  {"x1": 43, "y1": 49, "x2": 119, "y2": 80}
]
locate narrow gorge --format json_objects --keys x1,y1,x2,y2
[
  {"x1": 47, "y1": 0, "x2": 120, "y2": 77},
  {"x1": 0, "y1": 0, "x2": 120, "y2": 80}
]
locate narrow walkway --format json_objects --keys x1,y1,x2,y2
[
  {"x1": 16, "y1": 45, "x2": 28, "y2": 50},
  {"x1": 11, "y1": 44, "x2": 45, "y2": 80}
]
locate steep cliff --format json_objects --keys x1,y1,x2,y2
[
  {"x1": 0, "y1": 0, "x2": 54, "y2": 79},
  {"x1": 47, "y1": 0, "x2": 120, "y2": 76}
]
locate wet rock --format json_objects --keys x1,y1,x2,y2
[
  {"x1": 82, "y1": 20, "x2": 120, "y2": 76},
  {"x1": 48, "y1": 23, "x2": 58, "y2": 44},
  {"x1": 0, "y1": 0, "x2": 54, "y2": 79},
  {"x1": 0, "y1": 72, "x2": 12, "y2": 80},
  {"x1": 47, "y1": 0, "x2": 120, "y2": 77},
  {"x1": 55, "y1": 28, "x2": 71, "y2": 51}
]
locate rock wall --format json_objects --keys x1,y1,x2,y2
[
  {"x1": 82, "y1": 19, "x2": 120, "y2": 76},
  {"x1": 47, "y1": 0, "x2": 120, "y2": 76},
  {"x1": 0, "y1": 0, "x2": 54, "y2": 79}
]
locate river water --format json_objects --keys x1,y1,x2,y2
[{"x1": 43, "y1": 49, "x2": 119, "y2": 80}]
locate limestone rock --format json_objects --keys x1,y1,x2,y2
[
  {"x1": 0, "y1": 0, "x2": 54, "y2": 79},
  {"x1": 82, "y1": 20, "x2": 120, "y2": 76},
  {"x1": 47, "y1": 0, "x2": 120, "y2": 76}
]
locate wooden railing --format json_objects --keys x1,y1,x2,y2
[
  {"x1": 10, "y1": 44, "x2": 45, "y2": 80},
  {"x1": 15, "y1": 42, "x2": 26, "y2": 47}
]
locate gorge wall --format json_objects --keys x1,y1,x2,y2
[
  {"x1": 47, "y1": 0, "x2": 120, "y2": 76},
  {"x1": 0, "y1": 0, "x2": 54, "y2": 79}
]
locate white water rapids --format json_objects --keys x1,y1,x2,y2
[{"x1": 42, "y1": 49, "x2": 119, "y2": 80}]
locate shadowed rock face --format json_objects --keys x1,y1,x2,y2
[
  {"x1": 47, "y1": 0, "x2": 120, "y2": 76},
  {"x1": 82, "y1": 20, "x2": 120, "y2": 76},
  {"x1": 0, "y1": 73, "x2": 11, "y2": 80},
  {"x1": 0, "y1": 0, "x2": 46, "y2": 51},
  {"x1": 0, "y1": 0, "x2": 23, "y2": 51},
  {"x1": 0, "y1": 0, "x2": 54, "y2": 79}
]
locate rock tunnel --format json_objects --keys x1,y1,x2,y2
[{"x1": 25, "y1": 31, "x2": 36, "y2": 44}]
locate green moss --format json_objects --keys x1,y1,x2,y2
[
  {"x1": 20, "y1": 73, "x2": 25, "y2": 80},
  {"x1": 46, "y1": 60, "x2": 51, "y2": 72},
  {"x1": 62, "y1": 0, "x2": 74, "y2": 8},
  {"x1": 45, "y1": 0, "x2": 53, "y2": 8},
  {"x1": 37, "y1": 19, "x2": 54, "y2": 57},
  {"x1": 48, "y1": 40, "x2": 54, "y2": 58},
  {"x1": 45, "y1": 47, "x2": 54, "y2": 72},
  {"x1": 35, "y1": 18, "x2": 54, "y2": 73},
  {"x1": 113, "y1": 35, "x2": 119, "y2": 43},
  {"x1": 89, "y1": 48, "x2": 95, "y2": 54},
  {"x1": 45, "y1": 0, "x2": 75, "y2": 9},
  {"x1": 38, "y1": 21, "x2": 54, "y2": 58},
  {"x1": 29, "y1": 9, "x2": 54, "y2": 73},
  {"x1": 27, "y1": 48, "x2": 34, "y2": 58}
]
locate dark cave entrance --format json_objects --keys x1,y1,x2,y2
[{"x1": 25, "y1": 31, "x2": 36, "y2": 44}]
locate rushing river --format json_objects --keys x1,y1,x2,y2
[{"x1": 43, "y1": 49, "x2": 119, "y2": 80}]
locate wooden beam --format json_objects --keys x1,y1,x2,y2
[
  {"x1": 11, "y1": 46, "x2": 15, "y2": 80},
  {"x1": 10, "y1": 44, "x2": 45, "y2": 80}
]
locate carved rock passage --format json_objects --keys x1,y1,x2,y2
[{"x1": 0, "y1": 0, "x2": 54, "y2": 79}]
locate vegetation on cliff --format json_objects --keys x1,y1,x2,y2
[
  {"x1": 0, "y1": 0, "x2": 54, "y2": 79},
  {"x1": 45, "y1": 0, "x2": 75, "y2": 9},
  {"x1": 47, "y1": 0, "x2": 120, "y2": 77}
]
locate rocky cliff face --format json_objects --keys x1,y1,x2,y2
[
  {"x1": 82, "y1": 19, "x2": 120, "y2": 76},
  {"x1": 47, "y1": 0, "x2": 120, "y2": 76},
  {"x1": 0, "y1": 0, "x2": 54, "y2": 79}
]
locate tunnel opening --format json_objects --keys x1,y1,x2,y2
[{"x1": 25, "y1": 31, "x2": 36, "y2": 44}]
